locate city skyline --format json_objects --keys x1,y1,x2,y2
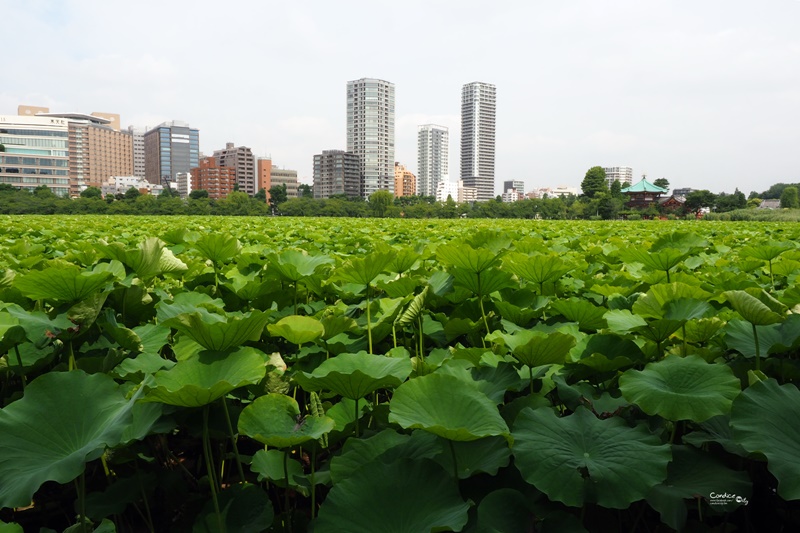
[{"x1": 2, "y1": 1, "x2": 799, "y2": 196}]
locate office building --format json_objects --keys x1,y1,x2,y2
[
  {"x1": 271, "y1": 167, "x2": 298, "y2": 198},
  {"x1": 0, "y1": 114, "x2": 70, "y2": 196},
  {"x1": 417, "y1": 124, "x2": 448, "y2": 197},
  {"x1": 346, "y1": 78, "x2": 395, "y2": 198},
  {"x1": 144, "y1": 121, "x2": 199, "y2": 186},
  {"x1": 394, "y1": 162, "x2": 416, "y2": 197},
  {"x1": 460, "y1": 82, "x2": 496, "y2": 201},
  {"x1": 191, "y1": 156, "x2": 234, "y2": 199},
  {"x1": 128, "y1": 126, "x2": 146, "y2": 179},
  {"x1": 603, "y1": 166, "x2": 633, "y2": 188},
  {"x1": 503, "y1": 180, "x2": 525, "y2": 194},
  {"x1": 313, "y1": 150, "x2": 361, "y2": 199},
  {"x1": 214, "y1": 143, "x2": 256, "y2": 195},
  {"x1": 257, "y1": 158, "x2": 272, "y2": 197}
]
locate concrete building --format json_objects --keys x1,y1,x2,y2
[
  {"x1": 271, "y1": 167, "x2": 299, "y2": 198},
  {"x1": 503, "y1": 180, "x2": 525, "y2": 194},
  {"x1": 144, "y1": 121, "x2": 199, "y2": 186},
  {"x1": 214, "y1": 143, "x2": 256, "y2": 195},
  {"x1": 458, "y1": 180, "x2": 478, "y2": 203},
  {"x1": 417, "y1": 124, "x2": 448, "y2": 197},
  {"x1": 175, "y1": 172, "x2": 192, "y2": 198},
  {"x1": 460, "y1": 82, "x2": 496, "y2": 201},
  {"x1": 603, "y1": 166, "x2": 633, "y2": 188},
  {"x1": 99, "y1": 176, "x2": 163, "y2": 197},
  {"x1": 394, "y1": 162, "x2": 416, "y2": 197},
  {"x1": 529, "y1": 186, "x2": 580, "y2": 199},
  {"x1": 313, "y1": 150, "x2": 361, "y2": 199},
  {"x1": 128, "y1": 126, "x2": 146, "y2": 180},
  {"x1": 347, "y1": 78, "x2": 395, "y2": 198},
  {"x1": 0, "y1": 114, "x2": 70, "y2": 196},
  {"x1": 257, "y1": 158, "x2": 272, "y2": 197},
  {"x1": 191, "y1": 156, "x2": 234, "y2": 199},
  {"x1": 435, "y1": 179, "x2": 459, "y2": 202},
  {"x1": 19, "y1": 106, "x2": 133, "y2": 196}
]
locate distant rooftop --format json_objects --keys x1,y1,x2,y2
[{"x1": 621, "y1": 178, "x2": 668, "y2": 194}]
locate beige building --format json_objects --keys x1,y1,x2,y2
[
  {"x1": 270, "y1": 167, "x2": 299, "y2": 198},
  {"x1": 0, "y1": 114, "x2": 70, "y2": 196},
  {"x1": 214, "y1": 143, "x2": 256, "y2": 195},
  {"x1": 18, "y1": 105, "x2": 133, "y2": 196},
  {"x1": 394, "y1": 163, "x2": 416, "y2": 197}
]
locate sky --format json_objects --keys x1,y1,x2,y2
[{"x1": 2, "y1": 0, "x2": 799, "y2": 195}]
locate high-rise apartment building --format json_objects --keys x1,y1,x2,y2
[
  {"x1": 144, "y1": 121, "x2": 199, "y2": 186},
  {"x1": 191, "y1": 156, "x2": 235, "y2": 199},
  {"x1": 257, "y1": 158, "x2": 272, "y2": 198},
  {"x1": 0, "y1": 114, "x2": 70, "y2": 196},
  {"x1": 214, "y1": 143, "x2": 256, "y2": 195},
  {"x1": 603, "y1": 166, "x2": 633, "y2": 188},
  {"x1": 346, "y1": 78, "x2": 395, "y2": 198},
  {"x1": 128, "y1": 126, "x2": 146, "y2": 179},
  {"x1": 460, "y1": 82, "x2": 496, "y2": 202},
  {"x1": 18, "y1": 106, "x2": 133, "y2": 196},
  {"x1": 417, "y1": 124, "x2": 448, "y2": 197},
  {"x1": 313, "y1": 150, "x2": 361, "y2": 199},
  {"x1": 394, "y1": 163, "x2": 416, "y2": 197}
]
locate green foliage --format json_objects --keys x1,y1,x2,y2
[
  {"x1": 780, "y1": 186, "x2": 799, "y2": 208},
  {"x1": 581, "y1": 166, "x2": 608, "y2": 198}
]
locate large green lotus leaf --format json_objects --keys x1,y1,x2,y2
[
  {"x1": 389, "y1": 373, "x2": 511, "y2": 443},
  {"x1": 314, "y1": 458, "x2": 469, "y2": 533},
  {"x1": 723, "y1": 319, "x2": 782, "y2": 358},
  {"x1": 731, "y1": 378, "x2": 800, "y2": 500},
  {"x1": 14, "y1": 265, "x2": 112, "y2": 302},
  {"x1": 330, "y1": 429, "x2": 440, "y2": 483},
  {"x1": 250, "y1": 449, "x2": 306, "y2": 491},
  {"x1": 604, "y1": 309, "x2": 647, "y2": 334},
  {"x1": 549, "y1": 298, "x2": 607, "y2": 330},
  {"x1": 512, "y1": 406, "x2": 671, "y2": 508},
  {"x1": 682, "y1": 415, "x2": 749, "y2": 456},
  {"x1": 475, "y1": 489, "x2": 535, "y2": 533},
  {"x1": 193, "y1": 233, "x2": 241, "y2": 265},
  {"x1": 680, "y1": 317, "x2": 725, "y2": 343},
  {"x1": 336, "y1": 250, "x2": 395, "y2": 285},
  {"x1": 267, "y1": 315, "x2": 324, "y2": 345},
  {"x1": 294, "y1": 351, "x2": 411, "y2": 400},
  {"x1": 662, "y1": 298, "x2": 712, "y2": 322},
  {"x1": 238, "y1": 393, "x2": 335, "y2": 448},
  {"x1": 0, "y1": 371, "x2": 140, "y2": 508},
  {"x1": 437, "y1": 242, "x2": 500, "y2": 273},
  {"x1": 767, "y1": 313, "x2": 800, "y2": 354},
  {"x1": 571, "y1": 334, "x2": 645, "y2": 364},
  {"x1": 511, "y1": 331, "x2": 576, "y2": 368},
  {"x1": 98, "y1": 238, "x2": 187, "y2": 280},
  {"x1": 268, "y1": 249, "x2": 333, "y2": 282},
  {"x1": 433, "y1": 435, "x2": 511, "y2": 479},
  {"x1": 740, "y1": 242, "x2": 794, "y2": 262},
  {"x1": 619, "y1": 355, "x2": 740, "y2": 422},
  {"x1": 143, "y1": 347, "x2": 266, "y2": 407},
  {"x1": 647, "y1": 446, "x2": 751, "y2": 530},
  {"x1": 155, "y1": 292, "x2": 226, "y2": 323},
  {"x1": 503, "y1": 252, "x2": 572, "y2": 285},
  {"x1": 387, "y1": 246, "x2": 420, "y2": 273},
  {"x1": 723, "y1": 290, "x2": 784, "y2": 326},
  {"x1": 163, "y1": 310, "x2": 270, "y2": 351},
  {"x1": 650, "y1": 231, "x2": 708, "y2": 252},
  {"x1": 193, "y1": 483, "x2": 274, "y2": 533},
  {"x1": 0, "y1": 522, "x2": 23, "y2": 533},
  {"x1": 620, "y1": 248, "x2": 687, "y2": 273},
  {"x1": 450, "y1": 266, "x2": 516, "y2": 297}
]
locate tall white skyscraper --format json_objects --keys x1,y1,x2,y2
[
  {"x1": 346, "y1": 78, "x2": 395, "y2": 198},
  {"x1": 417, "y1": 124, "x2": 449, "y2": 197},
  {"x1": 603, "y1": 166, "x2": 633, "y2": 188},
  {"x1": 460, "y1": 82, "x2": 496, "y2": 201}
]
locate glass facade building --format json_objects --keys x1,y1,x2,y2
[
  {"x1": 0, "y1": 115, "x2": 71, "y2": 196},
  {"x1": 144, "y1": 121, "x2": 199, "y2": 186}
]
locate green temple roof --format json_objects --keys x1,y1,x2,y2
[{"x1": 620, "y1": 178, "x2": 668, "y2": 193}]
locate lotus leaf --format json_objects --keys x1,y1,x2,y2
[
  {"x1": 162, "y1": 309, "x2": 270, "y2": 351},
  {"x1": 14, "y1": 265, "x2": 113, "y2": 302},
  {"x1": 389, "y1": 373, "x2": 511, "y2": 443},
  {"x1": 238, "y1": 393, "x2": 335, "y2": 448},
  {"x1": 723, "y1": 290, "x2": 785, "y2": 326},
  {"x1": 314, "y1": 459, "x2": 469, "y2": 533},
  {"x1": 731, "y1": 378, "x2": 800, "y2": 500},
  {"x1": 193, "y1": 233, "x2": 241, "y2": 265},
  {"x1": 268, "y1": 315, "x2": 324, "y2": 345},
  {"x1": 619, "y1": 355, "x2": 740, "y2": 422},
  {"x1": 193, "y1": 483, "x2": 274, "y2": 533},
  {"x1": 294, "y1": 351, "x2": 411, "y2": 400},
  {"x1": 0, "y1": 371, "x2": 141, "y2": 508},
  {"x1": 512, "y1": 406, "x2": 671, "y2": 508}
]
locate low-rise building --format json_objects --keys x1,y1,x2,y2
[{"x1": 394, "y1": 163, "x2": 416, "y2": 197}]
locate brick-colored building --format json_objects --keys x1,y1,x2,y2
[{"x1": 191, "y1": 156, "x2": 235, "y2": 199}]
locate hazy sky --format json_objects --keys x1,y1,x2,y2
[{"x1": 2, "y1": 0, "x2": 799, "y2": 195}]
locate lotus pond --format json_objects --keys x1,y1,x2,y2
[{"x1": 1, "y1": 215, "x2": 799, "y2": 532}]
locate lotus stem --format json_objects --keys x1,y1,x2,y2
[
  {"x1": 284, "y1": 449, "x2": 292, "y2": 533},
  {"x1": 202, "y1": 406, "x2": 224, "y2": 533},
  {"x1": 752, "y1": 323, "x2": 761, "y2": 372},
  {"x1": 67, "y1": 341, "x2": 76, "y2": 371},
  {"x1": 75, "y1": 471, "x2": 87, "y2": 533},
  {"x1": 311, "y1": 447, "x2": 317, "y2": 519},
  {"x1": 221, "y1": 396, "x2": 246, "y2": 483},
  {"x1": 768, "y1": 260, "x2": 774, "y2": 290},
  {"x1": 479, "y1": 297, "x2": 489, "y2": 348},
  {"x1": 418, "y1": 315, "x2": 424, "y2": 357},
  {"x1": 366, "y1": 286, "x2": 373, "y2": 354},
  {"x1": 135, "y1": 463, "x2": 155, "y2": 533},
  {"x1": 448, "y1": 440, "x2": 459, "y2": 490},
  {"x1": 13, "y1": 345, "x2": 26, "y2": 391},
  {"x1": 354, "y1": 398, "x2": 360, "y2": 437}
]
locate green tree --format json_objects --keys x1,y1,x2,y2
[
  {"x1": 780, "y1": 186, "x2": 800, "y2": 208},
  {"x1": 124, "y1": 187, "x2": 141, "y2": 201},
  {"x1": 581, "y1": 166, "x2": 607, "y2": 198},
  {"x1": 298, "y1": 184, "x2": 313, "y2": 198},
  {"x1": 254, "y1": 188, "x2": 267, "y2": 202},
  {"x1": 610, "y1": 179, "x2": 623, "y2": 198},
  {"x1": 268, "y1": 184, "x2": 288, "y2": 212},
  {"x1": 715, "y1": 189, "x2": 746, "y2": 212},
  {"x1": 369, "y1": 189, "x2": 394, "y2": 217},
  {"x1": 80, "y1": 186, "x2": 102, "y2": 199},
  {"x1": 0, "y1": 143, "x2": 5, "y2": 152},
  {"x1": 653, "y1": 178, "x2": 670, "y2": 191},
  {"x1": 684, "y1": 190, "x2": 716, "y2": 211},
  {"x1": 189, "y1": 189, "x2": 209, "y2": 200},
  {"x1": 160, "y1": 186, "x2": 180, "y2": 198}
]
